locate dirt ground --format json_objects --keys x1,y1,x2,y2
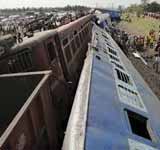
[
  {"x1": 119, "y1": 15, "x2": 160, "y2": 36},
  {"x1": 128, "y1": 52, "x2": 160, "y2": 100},
  {"x1": 117, "y1": 17, "x2": 160, "y2": 100}
]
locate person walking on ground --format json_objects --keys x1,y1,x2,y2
[
  {"x1": 121, "y1": 31, "x2": 129, "y2": 56},
  {"x1": 149, "y1": 30, "x2": 156, "y2": 48},
  {"x1": 17, "y1": 32, "x2": 23, "y2": 43},
  {"x1": 126, "y1": 34, "x2": 135, "y2": 52},
  {"x1": 153, "y1": 54, "x2": 160, "y2": 73},
  {"x1": 155, "y1": 39, "x2": 160, "y2": 56},
  {"x1": 135, "y1": 36, "x2": 141, "y2": 51},
  {"x1": 146, "y1": 34, "x2": 151, "y2": 48}
]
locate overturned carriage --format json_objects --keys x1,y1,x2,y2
[{"x1": 0, "y1": 15, "x2": 93, "y2": 149}]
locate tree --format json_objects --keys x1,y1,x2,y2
[
  {"x1": 118, "y1": 5, "x2": 123, "y2": 12},
  {"x1": 144, "y1": 2, "x2": 160, "y2": 12},
  {"x1": 141, "y1": 0, "x2": 148, "y2": 5}
]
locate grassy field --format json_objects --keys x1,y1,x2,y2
[{"x1": 118, "y1": 15, "x2": 160, "y2": 37}]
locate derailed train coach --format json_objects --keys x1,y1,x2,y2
[
  {"x1": 0, "y1": 71, "x2": 57, "y2": 150},
  {"x1": 0, "y1": 14, "x2": 93, "y2": 149},
  {"x1": 63, "y1": 24, "x2": 160, "y2": 150}
]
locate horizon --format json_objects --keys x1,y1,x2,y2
[{"x1": 0, "y1": 0, "x2": 141, "y2": 9}]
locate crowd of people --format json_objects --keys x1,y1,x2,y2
[
  {"x1": 0, "y1": 11, "x2": 87, "y2": 44},
  {"x1": 111, "y1": 26, "x2": 160, "y2": 73},
  {"x1": 0, "y1": 14, "x2": 61, "y2": 44},
  {"x1": 144, "y1": 12, "x2": 160, "y2": 20}
]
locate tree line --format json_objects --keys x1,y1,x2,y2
[
  {"x1": 0, "y1": 5, "x2": 90, "y2": 16},
  {"x1": 126, "y1": 1, "x2": 160, "y2": 14}
]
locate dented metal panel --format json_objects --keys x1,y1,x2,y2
[{"x1": 0, "y1": 71, "x2": 57, "y2": 150}]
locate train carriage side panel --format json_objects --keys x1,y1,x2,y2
[{"x1": 57, "y1": 15, "x2": 93, "y2": 85}]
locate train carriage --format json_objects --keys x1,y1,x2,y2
[
  {"x1": 0, "y1": 14, "x2": 93, "y2": 149},
  {"x1": 57, "y1": 15, "x2": 92, "y2": 84},
  {"x1": 63, "y1": 24, "x2": 160, "y2": 150}
]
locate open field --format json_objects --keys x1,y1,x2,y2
[{"x1": 118, "y1": 15, "x2": 160, "y2": 37}]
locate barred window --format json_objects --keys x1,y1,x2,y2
[
  {"x1": 108, "y1": 47, "x2": 117, "y2": 56},
  {"x1": 62, "y1": 38, "x2": 68, "y2": 46},
  {"x1": 47, "y1": 42, "x2": 56, "y2": 61},
  {"x1": 102, "y1": 34, "x2": 109, "y2": 39},
  {"x1": 118, "y1": 84, "x2": 137, "y2": 95},
  {"x1": 71, "y1": 40, "x2": 76, "y2": 54},
  {"x1": 115, "y1": 69, "x2": 132, "y2": 85},
  {"x1": 111, "y1": 61, "x2": 124, "y2": 70},
  {"x1": 109, "y1": 54, "x2": 119, "y2": 62},
  {"x1": 8, "y1": 49, "x2": 33, "y2": 73},
  {"x1": 79, "y1": 32, "x2": 83, "y2": 42},
  {"x1": 64, "y1": 45, "x2": 72, "y2": 63},
  {"x1": 75, "y1": 35, "x2": 80, "y2": 48}
]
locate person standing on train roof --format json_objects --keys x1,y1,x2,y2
[{"x1": 17, "y1": 32, "x2": 23, "y2": 43}]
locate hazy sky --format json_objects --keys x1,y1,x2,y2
[{"x1": 0, "y1": 0, "x2": 142, "y2": 9}]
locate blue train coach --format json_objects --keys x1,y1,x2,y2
[{"x1": 62, "y1": 23, "x2": 160, "y2": 150}]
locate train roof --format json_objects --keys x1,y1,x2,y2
[
  {"x1": 63, "y1": 24, "x2": 160, "y2": 150},
  {"x1": 57, "y1": 14, "x2": 92, "y2": 33},
  {"x1": 12, "y1": 29, "x2": 57, "y2": 50},
  {"x1": 0, "y1": 70, "x2": 51, "y2": 146},
  {"x1": 16, "y1": 14, "x2": 92, "y2": 48},
  {"x1": 0, "y1": 29, "x2": 57, "y2": 60}
]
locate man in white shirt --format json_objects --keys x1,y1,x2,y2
[{"x1": 153, "y1": 54, "x2": 160, "y2": 73}]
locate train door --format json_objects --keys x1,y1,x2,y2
[{"x1": 45, "y1": 37, "x2": 63, "y2": 81}]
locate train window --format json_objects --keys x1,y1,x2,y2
[
  {"x1": 14, "y1": 55, "x2": 22, "y2": 71},
  {"x1": 93, "y1": 47, "x2": 99, "y2": 52},
  {"x1": 25, "y1": 51, "x2": 33, "y2": 66},
  {"x1": 47, "y1": 42, "x2": 56, "y2": 61},
  {"x1": 102, "y1": 34, "x2": 109, "y2": 40},
  {"x1": 109, "y1": 54, "x2": 119, "y2": 62},
  {"x1": 126, "y1": 110, "x2": 151, "y2": 140},
  {"x1": 84, "y1": 28, "x2": 88, "y2": 35},
  {"x1": 8, "y1": 50, "x2": 33, "y2": 72},
  {"x1": 96, "y1": 55, "x2": 101, "y2": 60},
  {"x1": 111, "y1": 61, "x2": 124, "y2": 70},
  {"x1": 74, "y1": 31, "x2": 77, "y2": 35},
  {"x1": 79, "y1": 32, "x2": 83, "y2": 42},
  {"x1": 8, "y1": 58, "x2": 17, "y2": 72},
  {"x1": 62, "y1": 38, "x2": 68, "y2": 46},
  {"x1": 103, "y1": 50, "x2": 108, "y2": 55},
  {"x1": 106, "y1": 41, "x2": 114, "y2": 49},
  {"x1": 82, "y1": 30, "x2": 86, "y2": 37},
  {"x1": 118, "y1": 84, "x2": 137, "y2": 95},
  {"x1": 75, "y1": 36, "x2": 80, "y2": 48},
  {"x1": 108, "y1": 47, "x2": 117, "y2": 56},
  {"x1": 71, "y1": 40, "x2": 76, "y2": 54},
  {"x1": 115, "y1": 69, "x2": 132, "y2": 85},
  {"x1": 87, "y1": 26, "x2": 90, "y2": 34},
  {"x1": 18, "y1": 54, "x2": 26, "y2": 70},
  {"x1": 70, "y1": 34, "x2": 74, "y2": 40},
  {"x1": 64, "y1": 45, "x2": 72, "y2": 63}
]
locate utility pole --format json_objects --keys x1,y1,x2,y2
[
  {"x1": 96, "y1": 3, "x2": 98, "y2": 8},
  {"x1": 112, "y1": 3, "x2": 114, "y2": 9}
]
